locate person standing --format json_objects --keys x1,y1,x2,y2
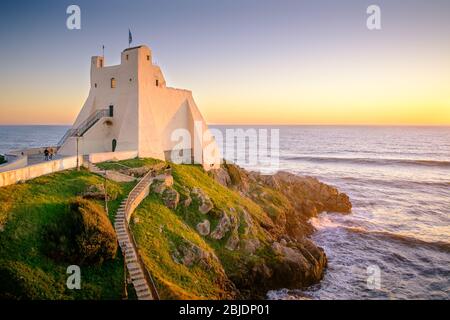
[{"x1": 44, "y1": 148, "x2": 49, "y2": 161}]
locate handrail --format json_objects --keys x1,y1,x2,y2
[
  {"x1": 57, "y1": 109, "x2": 110, "y2": 147},
  {"x1": 123, "y1": 170, "x2": 160, "y2": 300}
]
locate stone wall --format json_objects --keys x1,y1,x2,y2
[{"x1": 0, "y1": 155, "x2": 83, "y2": 187}]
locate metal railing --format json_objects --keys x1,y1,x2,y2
[
  {"x1": 123, "y1": 170, "x2": 160, "y2": 300},
  {"x1": 57, "y1": 109, "x2": 110, "y2": 147}
]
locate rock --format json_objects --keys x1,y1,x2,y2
[
  {"x1": 210, "y1": 211, "x2": 231, "y2": 240},
  {"x1": 302, "y1": 199, "x2": 318, "y2": 217},
  {"x1": 241, "y1": 209, "x2": 256, "y2": 236},
  {"x1": 82, "y1": 184, "x2": 118, "y2": 201},
  {"x1": 151, "y1": 174, "x2": 174, "y2": 194},
  {"x1": 191, "y1": 188, "x2": 214, "y2": 214},
  {"x1": 225, "y1": 231, "x2": 240, "y2": 251},
  {"x1": 196, "y1": 220, "x2": 211, "y2": 236},
  {"x1": 162, "y1": 188, "x2": 180, "y2": 209},
  {"x1": 119, "y1": 166, "x2": 149, "y2": 177},
  {"x1": 242, "y1": 239, "x2": 261, "y2": 254},
  {"x1": 171, "y1": 240, "x2": 213, "y2": 268},
  {"x1": 82, "y1": 184, "x2": 105, "y2": 200},
  {"x1": 180, "y1": 186, "x2": 192, "y2": 207},
  {"x1": 183, "y1": 197, "x2": 192, "y2": 207},
  {"x1": 210, "y1": 167, "x2": 231, "y2": 187}
]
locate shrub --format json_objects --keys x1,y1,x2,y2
[
  {"x1": 44, "y1": 197, "x2": 118, "y2": 265},
  {"x1": 0, "y1": 260, "x2": 64, "y2": 300}
]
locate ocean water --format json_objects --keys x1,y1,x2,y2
[
  {"x1": 0, "y1": 125, "x2": 69, "y2": 154},
  {"x1": 213, "y1": 125, "x2": 450, "y2": 300},
  {"x1": 294, "y1": 127, "x2": 449, "y2": 300},
  {"x1": 1, "y1": 125, "x2": 449, "y2": 299}
]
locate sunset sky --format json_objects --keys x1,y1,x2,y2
[{"x1": 0, "y1": 0, "x2": 449, "y2": 125}]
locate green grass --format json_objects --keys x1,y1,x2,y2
[
  {"x1": 96, "y1": 157, "x2": 163, "y2": 171},
  {"x1": 132, "y1": 194, "x2": 231, "y2": 299},
  {"x1": 0, "y1": 157, "x2": 287, "y2": 300},
  {"x1": 0, "y1": 168, "x2": 131, "y2": 300},
  {"x1": 128, "y1": 162, "x2": 281, "y2": 299}
]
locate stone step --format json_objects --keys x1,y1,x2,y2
[
  {"x1": 127, "y1": 262, "x2": 140, "y2": 272},
  {"x1": 137, "y1": 290, "x2": 152, "y2": 300},
  {"x1": 116, "y1": 230, "x2": 128, "y2": 238},
  {"x1": 129, "y1": 269, "x2": 142, "y2": 278},
  {"x1": 119, "y1": 241, "x2": 131, "y2": 248},
  {"x1": 116, "y1": 227, "x2": 127, "y2": 233},
  {"x1": 126, "y1": 256, "x2": 138, "y2": 263},
  {"x1": 125, "y1": 254, "x2": 137, "y2": 262},
  {"x1": 118, "y1": 240, "x2": 129, "y2": 246},
  {"x1": 136, "y1": 286, "x2": 150, "y2": 295},
  {"x1": 133, "y1": 278, "x2": 147, "y2": 287},
  {"x1": 130, "y1": 273, "x2": 145, "y2": 281}
]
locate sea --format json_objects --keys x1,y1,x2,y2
[{"x1": 0, "y1": 125, "x2": 449, "y2": 299}]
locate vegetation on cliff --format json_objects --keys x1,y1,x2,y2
[
  {"x1": 101, "y1": 158, "x2": 351, "y2": 299},
  {"x1": 0, "y1": 169, "x2": 131, "y2": 299},
  {"x1": 0, "y1": 158, "x2": 351, "y2": 300}
]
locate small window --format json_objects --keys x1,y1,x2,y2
[
  {"x1": 129, "y1": 78, "x2": 132, "y2": 82},
  {"x1": 155, "y1": 79, "x2": 159, "y2": 87},
  {"x1": 147, "y1": 55, "x2": 150, "y2": 61},
  {"x1": 94, "y1": 83, "x2": 97, "y2": 88},
  {"x1": 99, "y1": 59, "x2": 103, "y2": 67},
  {"x1": 126, "y1": 54, "x2": 129, "y2": 60},
  {"x1": 111, "y1": 78, "x2": 116, "y2": 88}
]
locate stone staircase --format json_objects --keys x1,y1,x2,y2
[
  {"x1": 84, "y1": 157, "x2": 159, "y2": 300},
  {"x1": 114, "y1": 171, "x2": 159, "y2": 300}
]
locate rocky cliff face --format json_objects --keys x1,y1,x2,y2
[
  {"x1": 127, "y1": 159, "x2": 352, "y2": 299},
  {"x1": 207, "y1": 164, "x2": 351, "y2": 297}
]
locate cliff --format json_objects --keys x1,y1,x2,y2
[
  {"x1": 122, "y1": 159, "x2": 351, "y2": 299},
  {"x1": 0, "y1": 158, "x2": 351, "y2": 300}
]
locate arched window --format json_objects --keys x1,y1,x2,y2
[
  {"x1": 111, "y1": 78, "x2": 116, "y2": 88},
  {"x1": 155, "y1": 79, "x2": 159, "y2": 87}
]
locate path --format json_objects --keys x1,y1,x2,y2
[{"x1": 87, "y1": 160, "x2": 159, "y2": 300}]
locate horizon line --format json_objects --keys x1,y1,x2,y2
[{"x1": 1, "y1": 123, "x2": 449, "y2": 127}]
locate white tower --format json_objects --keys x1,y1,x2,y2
[{"x1": 58, "y1": 45, "x2": 220, "y2": 170}]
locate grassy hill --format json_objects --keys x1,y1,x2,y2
[
  {"x1": 0, "y1": 169, "x2": 133, "y2": 299},
  {"x1": 0, "y1": 158, "x2": 351, "y2": 300}
]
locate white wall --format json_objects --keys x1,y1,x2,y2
[{"x1": 0, "y1": 156, "x2": 83, "y2": 187}]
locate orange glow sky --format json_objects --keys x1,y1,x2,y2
[{"x1": 0, "y1": 0, "x2": 449, "y2": 125}]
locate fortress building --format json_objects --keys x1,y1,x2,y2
[{"x1": 58, "y1": 44, "x2": 220, "y2": 170}]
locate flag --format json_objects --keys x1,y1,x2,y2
[{"x1": 128, "y1": 29, "x2": 132, "y2": 46}]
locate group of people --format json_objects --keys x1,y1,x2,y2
[{"x1": 43, "y1": 148, "x2": 55, "y2": 161}]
